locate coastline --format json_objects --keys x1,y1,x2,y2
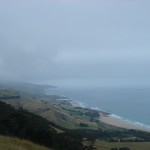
[
  {"x1": 69, "y1": 100, "x2": 150, "y2": 132},
  {"x1": 44, "y1": 89, "x2": 150, "y2": 133},
  {"x1": 99, "y1": 112, "x2": 150, "y2": 133},
  {"x1": 67, "y1": 100, "x2": 150, "y2": 133},
  {"x1": 69, "y1": 100, "x2": 150, "y2": 133}
]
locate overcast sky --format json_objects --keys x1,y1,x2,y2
[{"x1": 0, "y1": 0, "x2": 150, "y2": 87}]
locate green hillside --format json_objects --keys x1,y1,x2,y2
[
  {"x1": 0, "y1": 84, "x2": 150, "y2": 150},
  {"x1": 0, "y1": 100, "x2": 83, "y2": 150},
  {"x1": 0, "y1": 135, "x2": 50, "y2": 150},
  {"x1": 0, "y1": 88, "x2": 113, "y2": 130}
]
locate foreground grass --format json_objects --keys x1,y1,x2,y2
[
  {"x1": 0, "y1": 135, "x2": 51, "y2": 150},
  {"x1": 94, "y1": 140, "x2": 150, "y2": 150}
]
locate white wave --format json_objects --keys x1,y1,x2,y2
[
  {"x1": 133, "y1": 122, "x2": 150, "y2": 129},
  {"x1": 110, "y1": 114, "x2": 122, "y2": 119},
  {"x1": 90, "y1": 106, "x2": 101, "y2": 111},
  {"x1": 110, "y1": 113, "x2": 150, "y2": 129},
  {"x1": 70, "y1": 100, "x2": 88, "y2": 108},
  {"x1": 76, "y1": 101, "x2": 87, "y2": 108}
]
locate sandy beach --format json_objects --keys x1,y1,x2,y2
[{"x1": 99, "y1": 112, "x2": 150, "y2": 133}]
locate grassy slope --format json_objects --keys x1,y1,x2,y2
[
  {"x1": 6, "y1": 97, "x2": 113, "y2": 130},
  {"x1": 1, "y1": 87, "x2": 150, "y2": 150},
  {"x1": 0, "y1": 99, "x2": 84, "y2": 150},
  {"x1": 0, "y1": 135, "x2": 50, "y2": 150},
  {"x1": 0, "y1": 88, "x2": 111, "y2": 130},
  {"x1": 94, "y1": 140, "x2": 150, "y2": 150}
]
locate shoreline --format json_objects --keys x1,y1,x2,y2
[
  {"x1": 99, "y1": 112, "x2": 150, "y2": 133},
  {"x1": 68, "y1": 100, "x2": 150, "y2": 133},
  {"x1": 44, "y1": 89, "x2": 150, "y2": 133},
  {"x1": 70, "y1": 100, "x2": 150, "y2": 133}
]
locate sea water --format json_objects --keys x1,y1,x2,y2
[{"x1": 45, "y1": 86, "x2": 150, "y2": 128}]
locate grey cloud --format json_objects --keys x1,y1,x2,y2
[{"x1": 0, "y1": 0, "x2": 150, "y2": 86}]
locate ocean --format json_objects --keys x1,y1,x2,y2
[{"x1": 45, "y1": 86, "x2": 150, "y2": 129}]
